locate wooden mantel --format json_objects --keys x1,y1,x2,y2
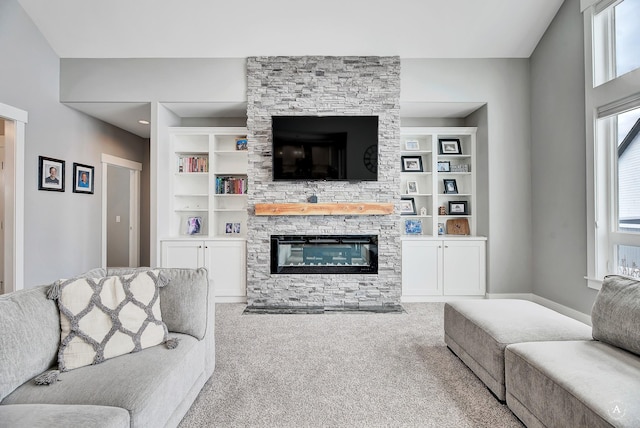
[{"x1": 254, "y1": 202, "x2": 394, "y2": 216}]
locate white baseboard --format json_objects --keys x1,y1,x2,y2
[
  {"x1": 530, "y1": 294, "x2": 592, "y2": 326},
  {"x1": 487, "y1": 292, "x2": 592, "y2": 326},
  {"x1": 401, "y1": 295, "x2": 485, "y2": 303},
  {"x1": 215, "y1": 296, "x2": 247, "y2": 304}
]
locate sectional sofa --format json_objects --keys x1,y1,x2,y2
[
  {"x1": 445, "y1": 275, "x2": 640, "y2": 427},
  {"x1": 0, "y1": 267, "x2": 214, "y2": 428}
]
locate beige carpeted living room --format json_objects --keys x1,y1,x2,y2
[{"x1": 2, "y1": 0, "x2": 640, "y2": 427}]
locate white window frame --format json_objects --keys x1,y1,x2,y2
[{"x1": 584, "y1": 0, "x2": 640, "y2": 290}]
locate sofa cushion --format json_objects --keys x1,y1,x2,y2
[
  {"x1": 444, "y1": 300, "x2": 592, "y2": 401},
  {"x1": 53, "y1": 270, "x2": 169, "y2": 371},
  {"x1": 505, "y1": 340, "x2": 640, "y2": 428},
  {"x1": 3, "y1": 333, "x2": 205, "y2": 428},
  {"x1": 0, "y1": 404, "x2": 129, "y2": 428},
  {"x1": 592, "y1": 274, "x2": 640, "y2": 356},
  {"x1": 0, "y1": 286, "x2": 60, "y2": 402},
  {"x1": 107, "y1": 267, "x2": 209, "y2": 340}
]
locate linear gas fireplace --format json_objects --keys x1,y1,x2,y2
[{"x1": 271, "y1": 235, "x2": 378, "y2": 274}]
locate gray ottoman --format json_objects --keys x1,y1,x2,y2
[{"x1": 444, "y1": 299, "x2": 592, "y2": 401}]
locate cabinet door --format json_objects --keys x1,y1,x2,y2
[
  {"x1": 401, "y1": 240, "x2": 442, "y2": 296},
  {"x1": 442, "y1": 240, "x2": 486, "y2": 295},
  {"x1": 161, "y1": 240, "x2": 204, "y2": 269},
  {"x1": 205, "y1": 240, "x2": 246, "y2": 297}
]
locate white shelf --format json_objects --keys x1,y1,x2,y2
[
  {"x1": 166, "y1": 127, "x2": 248, "y2": 239},
  {"x1": 400, "y1": 127, "x2": 477, "y2": 237}
]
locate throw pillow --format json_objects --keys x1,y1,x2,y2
[
  {"x1": 591, "y1": 274, "x2": 640, "y2": 356},
  {"x1": 49, "y1": 270, "x2": 170, "y2": 371}
]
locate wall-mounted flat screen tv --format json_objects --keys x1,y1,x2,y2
[{"x1": 272, "y1": 116, "x2": 378, "y2": 181}]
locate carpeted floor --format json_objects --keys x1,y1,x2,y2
[{"x1": 178, "y1": 303, "x2": 523, "y2": 428}]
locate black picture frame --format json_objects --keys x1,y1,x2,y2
[
  {"x1": 401, "y1": 156, "x2": 423, "y2": 172},
  {"x1": 72, "y1": 163, "x2": 95, "y2": 194},
  {"x1": 400, "y1": 197, "x2": 417, "y2": 215},
  {"x1": 443, "y1": 179, "x2": 458, "y2": 194},
  {"x1": 439, "y1": 138, "x2": 462, "y2": 155},
  {"x1": 448, "y1": 201, "x2": 468, "y2": 215},
  {"x1": 38, "y1": 156, "x2": 65, "y2": 192}
]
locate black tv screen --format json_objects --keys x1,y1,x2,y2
[{"x1": 272, "y1": 116, "x2": 378, "y2": 181}]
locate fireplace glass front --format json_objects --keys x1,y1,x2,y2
[{"x1": 271, "y1": 235, "x2": 378, "y2": 274}]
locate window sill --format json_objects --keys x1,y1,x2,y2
[{"x1": 584, "y1": 276, "x2": 603, "y2": 291}]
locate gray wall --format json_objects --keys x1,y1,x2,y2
[
  {"x1": 0, "y1": 0, "x2": 147, "y2": 286},
  {"x1": 530, "y1": 0, "x2": 598, "y2": 314},
  {"x1": 106, "y1": 165, "x2": 130, "y2": 267}
]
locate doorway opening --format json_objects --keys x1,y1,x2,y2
[
  {"x1": 0, "y1": 103, "x2": 27, "y2": 294},
  {"x1": 101, "y1": 154, "x2": 142, "y2": 269}
]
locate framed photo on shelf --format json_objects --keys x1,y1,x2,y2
[
  {"x1": 72, "y1": 163, "x2": 95, "y2": 194},
  {"x1": 400, "y1": 197, "x2": 417, "y2": 215},
  {"x1": 438, "y1": 223, "x2": 446, "y2": 235},
  {"x1": 443, "y1": 179, "x2": 458, "y2": 194},
  {"x1": 405, "y1": 219, "x2": 423, "y2": 235},
  {"x1": 404, "y1": 140, "x2": 420, "y2": 151},
  {"x1": 406, "y1": 180, "x2": 419, "y2": 195},
  {"x1": 186, "y1": 217, "x2": 202, "y2": 235},
  {"x1": 448, "y1": 201, "x2": 468, "y2": 215},
  {"x1": 437, "y1": 161, "x2": 451, "y2": 172},
  {"x1": 235, "y1": 138, "x2": 248, "y2": 150},
  {"x1": 438, "y1": 138, "x2": 462, "y2": 155},
  {"x1": 401, "y1": 156, "x2": 423, "y2": 172},
  {"x1": 38, "y1": 156, "x2": 65, "y2": 192}
]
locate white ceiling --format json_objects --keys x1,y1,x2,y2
[{"x1": 17, "y1": 0, "x2": 564, "y2": 137}]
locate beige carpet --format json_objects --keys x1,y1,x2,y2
[{"x1": 179, "y1": 303, "x2": 523, "y2": 428}]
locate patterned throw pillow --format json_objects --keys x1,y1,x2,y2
[{"x1": 49, "y1": 270, "x2": 170, "y2": 371}]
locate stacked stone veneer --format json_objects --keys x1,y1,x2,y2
[{"x1": 246, "y1": 56, "x2": 401, "y2": 310}]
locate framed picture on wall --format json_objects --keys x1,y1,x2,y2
[
  {"x1": 72, "y1": 163, "x2": 95, "y2": 194},
  {"x1": 38, "y1": 156, "x2": 65, "y2": 192}
]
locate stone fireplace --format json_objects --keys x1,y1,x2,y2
[{"x1": 246, "y1": 56, "x2": 401, "y2": 310}]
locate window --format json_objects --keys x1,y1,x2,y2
[
  {"x1": 585, "y1": 0, "x2": 640, "y2": 288},
  {"x1": 592, "y1": 0, "x2": 640, "y2": 86},
  {"x1": 594, "y1": 106, "x2": 640, "y2": 280}
]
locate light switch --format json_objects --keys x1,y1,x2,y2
[{"x1": 116, "y1": 215, "x2": 121, "y2": 223}]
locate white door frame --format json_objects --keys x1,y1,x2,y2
[
  {"x1": 0, "y1": 103, "x2": 27, "y2": 293},
  {"x1": 101, "y1": 154, "x2": 142, "y2": 269}
]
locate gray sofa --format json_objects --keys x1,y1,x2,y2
[
  {"x1": 445, "y1": 275, "x2": 640, "y2": 427},
  {"x1": 0, "y1": 267, "x2": 214, "y2": 428}
]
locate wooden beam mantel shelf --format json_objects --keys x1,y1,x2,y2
[{"x1": 255, "y1": 202, "x2": 394, "y2": 216}]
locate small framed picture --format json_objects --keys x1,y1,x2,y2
[
  {"x1": 406, "y1": 180, "x2": 419, "y2": 195},
  {"x1": 233, "y1": 223, "x2": 241, "y2": 233},
  {"x1": 404, "y1": 140, "x2": 420, "y2": 151},
  {"x1": 443, "y1": 179, "x2": 458, "y2": 194},
  {"x1": 72, "y1": 163, "x2": 95, "y2": 194},
  {"x1": 405, "y1": 219, "x2": 423, "y2": 235},
  {"x1": 401, "y1": 156, "x2": 423, "y2": 172},
  {"x1": 400, "y1": 197, "x2": 417, "y2": 215},
  {"x1": 448, "y1": 201, "x2": 468, "y2": 215},
  {"x1": 225, "y1": 223, "x2": 233, "y2": 234},
  {"x1": 438, "y1": 223, "x2": 446, "y2": 235},
  {"x1": 38, "y1": 156, "x2": 65, "y2": 192},
  {"x1": 187, "y1": 217, "x2": 202, "y2": 235},
  {"x1": 236, "y1": 138, "x2": 248, "y2": 151},
  {"x1": 437, "y1": 161, "x2": 451, "y2": 172},
  {"x1": 439, "y1": 139, "x2": 462, "y2": 155}
]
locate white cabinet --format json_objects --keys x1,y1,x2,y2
[
  {"x1": 401, "y1": 237, "x2": 486, "y2": 300},
  {"x1": 161, "y1": 239, "x2": 246, "y2": 302}
]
